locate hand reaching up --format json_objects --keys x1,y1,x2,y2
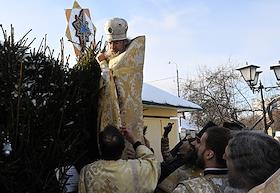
[
  {"x1": 163, "y1": 123, "x2": 174, "y2": 138},
  {"x1": 121, "y1": 127, "x2": 137, "y2": 144}
]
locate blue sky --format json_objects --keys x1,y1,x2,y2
[{"x1": 1, "y1": 0, "x2": 280, "y2": 94}]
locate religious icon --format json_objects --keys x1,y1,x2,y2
[{"x1": 65, "y1": 1, "x2": 96, "y2": 56}]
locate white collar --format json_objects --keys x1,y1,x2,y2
[{"x1": 204, "y1": 168, "x2": 228, "y2": 171}]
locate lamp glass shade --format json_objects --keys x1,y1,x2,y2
[
  {"x1": 250, "y1": 71, "x2": 262, "y2": 86},
  {"x1": 236, "y1": 64, "x2": 260, "y2": 82},
  {"x1": 270, "y1": 65, "x2": 280, "y2": 81}
]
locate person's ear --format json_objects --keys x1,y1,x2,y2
[{"x1": 205, "y1": 149, "x2": 214, "y2": 160}]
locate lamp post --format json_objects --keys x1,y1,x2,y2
[
  {"x1": 168, "y1": 61, "x2": 180, "y2": 97},
  {"x1": 236, "y1": 61, "x2": 280, "y2": 134}
]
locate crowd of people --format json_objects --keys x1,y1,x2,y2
[
  {"x1": 78, "y1": 121, "x2": 280, "y2": 193},
  {"x1": 78, "y1": 17, "x2": 280, "y2": 193}
]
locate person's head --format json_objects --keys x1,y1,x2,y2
[
  {"x1": 176, "y1": 140, "x2": 197, "y2": 165},
  {"x1": 195, "y1": 126, "x2": 231, "y2": 169},
  {"x1": 197, "y1": 121, "x2": 217, "y2": 138},
  {"x1": 191, "y1": 121, "x2": 217, "y2": 151},
  {"x1": 99, "y1": 125, "x2": 125, "y2": 160},
  {"x1": 224, "y1": 131, "x2": 280, "y2": 191},
  {"x1": 104, "y1": 18, "x2": 129, "y2": 55},
  {"x1": 176, "y1": 121, "x2": 216, "y2": 165}
]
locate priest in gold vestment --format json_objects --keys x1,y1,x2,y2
[
  {"x1": 96, "y1": 18, "x2": 145, "y2": 152},
  {"x1": 78, "y1": 125, "x2": 160, "y2": 193},
  {"x1": 248, "y1": 168, "x2": 280, "y2": 193}
]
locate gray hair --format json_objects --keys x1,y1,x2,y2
[{"x1": 228, "y1": 131, "x2": 280, "y2": 190}]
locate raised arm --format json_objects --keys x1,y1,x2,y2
[{"x1": 161, "y1": 123, "x2": 174, "y2": 162}]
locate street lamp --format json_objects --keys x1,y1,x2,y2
[
  {"x1": 236, "y1": 62, "x2": 259, "y2": 84},
  {"x1": 270, "y1": 62, "x2": 280, "y2": 82},
  {"x1": 236, "y1": 61, "x2": 280, "y2": 134},
  {"x1": 168, "y1": 61, "x2": 180, "y2": 97}
]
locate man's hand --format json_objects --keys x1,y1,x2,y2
[
  {"x1": 163, "y1": 123, "x2": 173, "y2": 138},
  {"x1": 121, "y1": 127, "x2": 137, "y2": 144},
  {"x1": 96, "y1": 52, "x2": 107, "y2": 63},
  {"x1": 126, "y1": 148, "x2": 136, "y2": 159}
]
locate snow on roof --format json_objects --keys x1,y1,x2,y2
[{"x1": 142, "y1": 83, "x2": 202, "y2": 112}]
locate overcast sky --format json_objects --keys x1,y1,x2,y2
[{"x1": 1, "y1": 0, "x2": 280, "y2": 95}]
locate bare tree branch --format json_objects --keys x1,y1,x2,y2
[{"x1": 182, "y1": 63, "x2": 255, "y2": 127}]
